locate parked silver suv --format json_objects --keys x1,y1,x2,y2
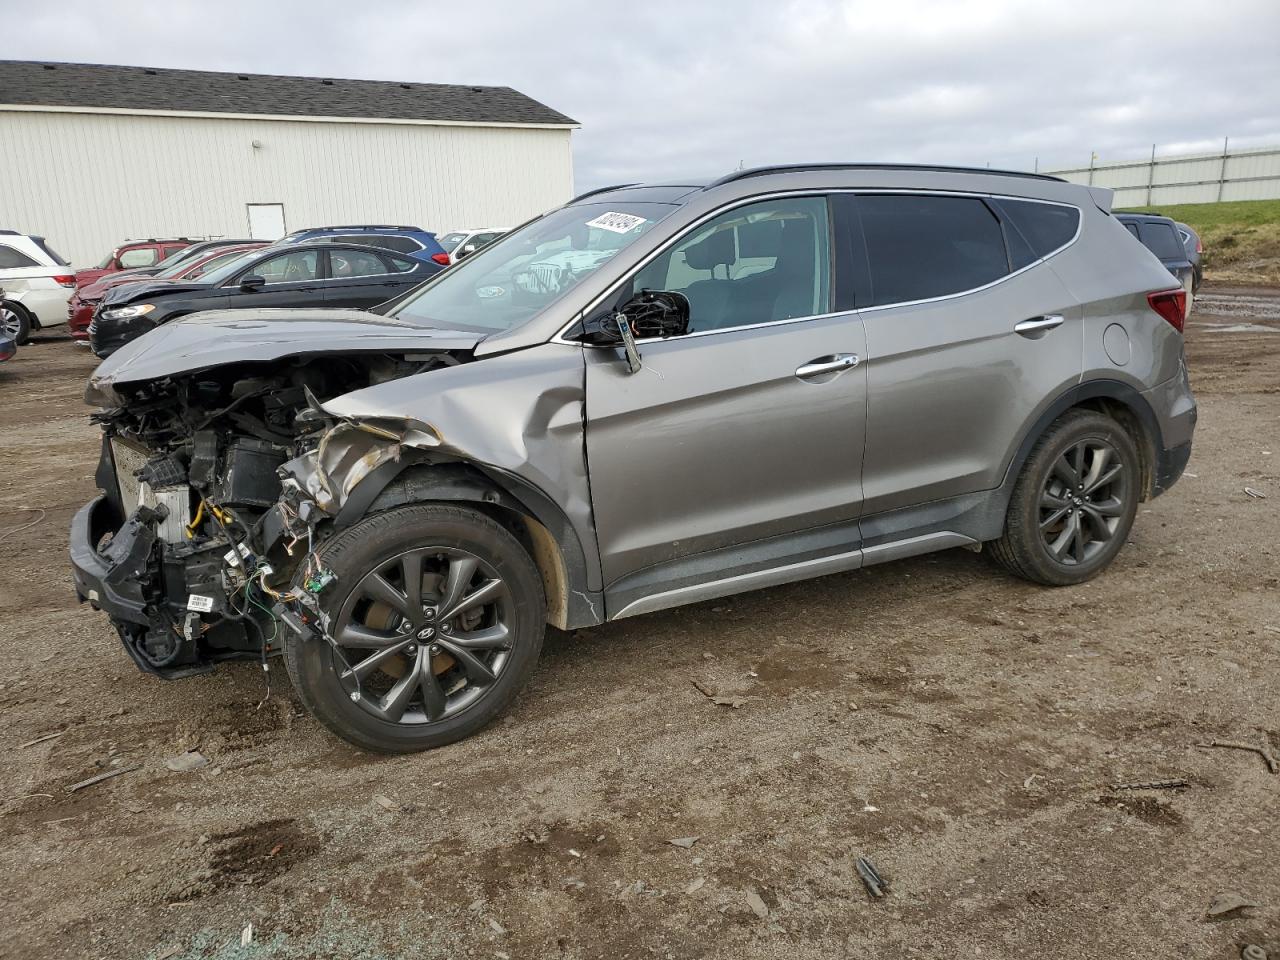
[{"x1": 71, "y1": 164, "x2": 1196, "y2": 752}]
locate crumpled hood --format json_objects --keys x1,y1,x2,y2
[
  {"x1": 86, "y1": 308, "x2": 486, "y2": 400},
  {"x1": 101, "y1": 279, "x2": 210, "y2": 306}
]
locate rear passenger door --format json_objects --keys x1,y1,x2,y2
[
  {"x1": 851, "y1": 193, "x2": 1083, "y2": 526},
  {"x1": 321, "y1": 247, "x2": 419, "y2": 307}
]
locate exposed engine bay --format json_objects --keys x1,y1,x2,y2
[{"x1": 82, "y1": 350, "x2": 467, "y2": 677}]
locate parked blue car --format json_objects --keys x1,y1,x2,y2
[{"x1": 278, "y1": 225, "x2": 450, "y2": 265}]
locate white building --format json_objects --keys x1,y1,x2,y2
[{"x1": 0, "y1": 61, "x2": 578, "y2": 266}]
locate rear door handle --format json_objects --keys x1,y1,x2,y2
[
  {"x1": 1014, "y1": 314, "x2": 1065, "y2": 337},
  {"x1": 796, "y1": 353, "x2": 860, "y2": 380}
]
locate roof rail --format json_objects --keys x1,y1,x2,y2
[
  {"x1": 568, "y1": 183, "x2": 638, "y2": 204},
  {"x1": 315, "y1": 224, "x2": 422, "y2": 231},
  {"x1": 707, "y1": 163, "x2": 1065, "y2": 188}
]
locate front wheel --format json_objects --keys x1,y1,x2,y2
[
  {"x1": 989, "y1": 410, "x2": 1140, "y2": 586},
  {"x1": 283, "y1": 504, "x2": 546, "y2": 753}
]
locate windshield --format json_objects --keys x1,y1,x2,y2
[
  {"x1": 391, "y1": 203, "x2": 674, "y2": 332},
  {"x1": 438, "y1": 232, "x2": 468, "y2": 252},
  {"x1": 197, "y1": 250, "x2": 266, "y2": 287}
]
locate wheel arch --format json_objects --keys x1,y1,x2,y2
[
  {"x1": 1003, "y1": 379, "x2": 1163, "y2": 503},
  {"x1": 334, "y1": 458, "x2": 603, "y2": 630}
]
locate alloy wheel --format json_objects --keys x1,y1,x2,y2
[
  {"x1": 329, "y1": 547, "x2": 513, "y2": 725},
  {"x1": 1, "y1": 305, "x2": 22, "y2": 339},
  {"x1": 1038, "y1": 438, "x2": 1128, "y2": 566}
]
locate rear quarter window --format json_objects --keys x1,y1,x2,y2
[
  {"x1": 857, "y1": 194, "x2": 1009, "y2": 306},
  {"x1": 1140, "y1": 222, "x2": 1185, "y2": 261},
  {"x1": 0, "y1": 244, "x2": 38, "y2": 269},
  {"x1": 993, "y1": 199, "x2": 1080, "y2": 268}
]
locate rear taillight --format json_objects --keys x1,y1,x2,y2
[
  {"x1": 431, "y1": 252, "x2": 451, "y2": 266},
  {"x1": 53, "y1": 274, "x2": 76, "y2": 288},
  {"x1": 1195, "y1": 236, "x2": 1203, "y2": 254},
  {"x1": 1147, "y1": 289, "x2": 1187, "y2": 333}
]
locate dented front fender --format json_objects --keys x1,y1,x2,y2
[{"x1": 289, "y1": 342, "x2": 601, "y2": 592}]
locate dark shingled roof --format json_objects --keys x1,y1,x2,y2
[{"x1": 0, "y1": 60, "x2": 577, "y2": 126}]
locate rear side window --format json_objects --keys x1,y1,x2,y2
[
  {"x1": 329, "y1": 234, "x2": 422, "y2": 255},
  {"x1": 1123, "y1": 222, "x2": 1141, "y2": 239},
  {"x1": 857, "y1": 195, "x2": 1008, "y2": 306},
  {"x1": 1141, "y1": 222, "x2": 1185, "y2": 260},
  {"x1": 387, "y1": 256, "x2": 417, "y2": 273},
  {"x1": 0, "y1": 244, "x2": 38, "y2": 269},
  {"x1": 994, "y1": 199, "x2": 1080, "y2": 268},
  {"x1": 329, "y1": 249, "x2": 390, "y2": 278}
]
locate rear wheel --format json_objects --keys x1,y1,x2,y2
[
  {"x1": 989, "y1": 410, "x2": 1140, "y2": 586},
  {"x1": 1, "y1": 302, "x2": 31, "y2": 345},
  {"x1": 283, "y1": 504, "x2": 545, "y2": 753}
]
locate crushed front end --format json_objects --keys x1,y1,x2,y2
[{"x1": 70, "y1": 349, "x2": 463, "y2": 678}]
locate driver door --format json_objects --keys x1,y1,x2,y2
[{"x1": 584, "y1": 196, "x2": 868, "y2": 608}]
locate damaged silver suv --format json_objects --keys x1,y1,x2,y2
[{"x1": 71, "y1": 164, "x2": 1197, "y2": 753}]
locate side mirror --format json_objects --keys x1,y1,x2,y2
[
  {"x1": 239, "y1": 274, "x2": 266, "y2": 292},
  {"x1": 577, "y1": 290, "x2": 690, "y2": 374}
]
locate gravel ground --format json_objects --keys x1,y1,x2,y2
[{"x1": 1, "y1": 286, "x2": 1277, "y2": 960}]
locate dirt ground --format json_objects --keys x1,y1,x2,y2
[{"x1": 1, "y1": 286, "x2": 1277, "y2": 960}]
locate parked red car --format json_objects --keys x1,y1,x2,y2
[
  {"x1": 68, "y1": 242, "x2": 266, "y2": 340},
  {"x1": 73, "y1": 238, "x2": 195, "y2": 288}
]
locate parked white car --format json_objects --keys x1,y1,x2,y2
[
  {"x1": 437, "y1": 228, "x2": 508, "y2": 264},
  {"x1": 0, "y1": 231, "x2": 74, "y2": 343}
]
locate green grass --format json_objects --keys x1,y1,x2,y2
[
  {"x1": 1118, "y1": 198, "x2": 1280, "y2": 283},
  {"x1": 1119, "y1": 198, "x2": 1280, "y2": 231}
]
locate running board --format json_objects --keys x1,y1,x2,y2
[{"x1": 610, "y1": 531, "x2": 975, "y2": 621}]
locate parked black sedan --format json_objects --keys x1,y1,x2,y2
[{"x1": 90, "y1": 243, "x2": 442, "y2": 357}]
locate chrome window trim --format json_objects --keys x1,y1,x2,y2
[{"x1": 552, "y1": 188, "x2": 1082, "y2": 345}]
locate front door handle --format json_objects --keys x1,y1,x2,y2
[
  {"x1": 1014, "y1": 314, "x2": 1065, "y2": 337},
  {"x1": 796, "y1": 353, "x2": 860, "y2": 380}
]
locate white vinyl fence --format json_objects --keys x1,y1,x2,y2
[{"x1": 1047, "y1": 142, "x2": 1280, "y2": 208}]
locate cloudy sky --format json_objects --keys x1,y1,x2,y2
[{"x1": 6, "y1": 0, "x2": 1279, "y2": 189}]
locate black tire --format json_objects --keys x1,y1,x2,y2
[
  {"x1": 283, "y1": 503, "x2": 546, "y2": 753},
  {"x1": 989, "y1": 410, "x2": 1140, "y2": 586},
  {"x1": 1, "y1": 301, "x2": 32, "y2": 345}
]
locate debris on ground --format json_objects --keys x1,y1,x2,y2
[
  {"x1": 240, "y1": 923, "x2": 253, "y2": 946},
  {"x1": 488, "y1": 918, "x2": 507, "y2": 934},
  {"x1": 467, "y1": 898, "x2": 487, "y2": 914},
  {"x1": 856, "y1": 856, "x2": 887, "y2": 899},
  {"x1": 1110, "y1": 778, "x2": 1190, "y2": 791},
  {"x1": 373, "y1": 794, "x2": 401, "y2": 812},
  {"x1": 691, "y1": 679, "x2": 747, "y2": 708},
  {"x1": 1206, "y1": 891, "x2": 1258, "y2": 918},
  {"x1": 668, "y1": 836, "x2": 700, "y2": 848},
  {"x1": 19, "y1": 731, "x2": 64, "y2": 749},
  {"x1": 684, "y1": 877, "x2": 706, "y2": 895},
  {"x1": 1197, "y1": 739, "x2": 1280, "y2": 774},
  {"x1": 744, "y1": 890, "x2": 769, "y2": 919},
  {"x1": 66, "y1": 764, "x2": 141, "y2": 793},
  {"x1": 1243, "y1": 487, "x2": 1267, "y2": 499},
  {"x1": 164, "y1": 750, "x2": 209, "y2": 773},
  {"x1": 1241, "y1": 945, "x2": 1268, "y2": 960}
]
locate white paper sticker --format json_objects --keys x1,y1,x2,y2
[
  {"x1": 585, "y1": 211, "x2": 648, "y2": 234},
  {"x1": 187, "y1": 593, "x2": 215, "y2": 613},
  {"x1": 223, "y1": 542, "x2": 252, "y2": 567}
]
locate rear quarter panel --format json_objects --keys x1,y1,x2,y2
[{"x1": 1045, "y1": 206, "x2": 1186, "y2": 394}]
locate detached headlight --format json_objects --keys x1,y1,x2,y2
[{"x1": 101, "y1": 304, "x2": 156, "y2": 321}]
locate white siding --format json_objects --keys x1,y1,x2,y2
[
  {"x1": 1049, "y1": 144, "x2": 1280, "y2": 208},
  {"x1": 0, "y1": 109, "x2": 574, "y2": 265}
]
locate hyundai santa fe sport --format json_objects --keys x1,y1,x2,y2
[{"x1": 70, "y1": 164, "x2": 1197, "y2": 753}]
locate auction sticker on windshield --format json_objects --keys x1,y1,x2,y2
[{"x1": 586, "y1": 212, "x2": 648, "y2": 234}]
